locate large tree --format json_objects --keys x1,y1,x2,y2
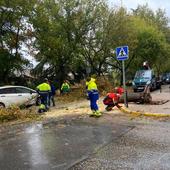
[
  {"x1": 0, "y1": 0, "x2": 35, "y2": 83},
  {"x1": 31, "y1": 0, "x2": 110, "y2": 83}
]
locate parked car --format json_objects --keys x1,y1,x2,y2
[
  {"x1": 164, "y1": 73, "x2": 170, "y2": 84},
  {"x1": 161, "y1": 73, "x2": 167, "y2": 84},
  {"x1": 0, "y1": 86, "x2": 38, "y2": 108},
  {"x1": 132, "y1": 69, "x2": 158, "y2": 92},
  {"x1": 161, "y1": 73, "x2": 170, "y2": 84}
]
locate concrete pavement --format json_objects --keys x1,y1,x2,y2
[{"x1": 120, "y1": 85, "x2": 170, "y2": 116}]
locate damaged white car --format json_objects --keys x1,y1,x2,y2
[{"x1": 0, "y1": 86, "x2": 38, "y2": 108}]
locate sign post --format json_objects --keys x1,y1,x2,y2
[{"x1": 116, "y1": 46, "x2": 128, "y2": 108}]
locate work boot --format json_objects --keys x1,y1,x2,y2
[
  {"x1": 94, "y1": 110, "x2": 102, "y2": 117},
  {"x1": 88, "y1": 110, "x2": 96, "y2": 116},
  {"x1": 105, "y1": 106, "x2": 113, "y2": 111}
]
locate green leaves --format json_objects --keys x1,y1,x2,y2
[
  {"x1": 0, "y1": 0, "x2": 36, "y2": 83},
  {"x1": 1, "y1": 0, "x2": 170, "y2": 85}
]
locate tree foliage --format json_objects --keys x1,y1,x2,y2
[
  {"x1": 0, "y1": 1, "x2": 170, "y2": 85},
  {"x1": 0, "y1": 0, "x2": 35, "y2": 83}
]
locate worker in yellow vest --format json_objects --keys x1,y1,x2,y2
[
  {"x1": 36, "y1": 78, "x2": 51, "y2": 113},
  {"x1": 61, "y1": 80, "x2": 70, "y2": 94},
  {"x1": 86, "y1": 77, "x2": 101, "y2": 117}
]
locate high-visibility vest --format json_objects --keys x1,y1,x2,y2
[
  {"x1": 61, "y1": 83, "x2": 70, "y2": 90},
  {"x1": 37, "y1": 83, "x2": 51, "y2": 92},
  {"x1": 87, "y1": 78, "x2": 98, "y2": 91}
]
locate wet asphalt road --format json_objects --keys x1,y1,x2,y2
[
  {"x1": 1, "y1": 114, "x2": 170, "y2": 170},
  {"x1": 0, "y1": 115, "x2": 133, "y2": 170}
]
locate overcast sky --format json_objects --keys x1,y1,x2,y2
[{"x1": 108, "y1": 0, "x2": 170, "y2": 18}]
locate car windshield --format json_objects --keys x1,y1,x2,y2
[{"x1": 135, "y1": 70, "x2": 152, "y2": 79}]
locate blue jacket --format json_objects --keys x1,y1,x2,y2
[{"x1": 50, "y1": 84, "x2": 56, "y2": 96}]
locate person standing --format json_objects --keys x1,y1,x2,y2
[
  {"x1": 48, "y1": 80, "x2": 56, "y2": 107},
  {"x1": 86, "y1": 77, "x2": 101, "y2": 117},
  {"x1": 61, "y1": 80, "x2": 70, "y2": 94},
  {"x1": 36, "y1": 78, "x2": 51, "y2": 112}
]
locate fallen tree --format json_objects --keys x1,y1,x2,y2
[
  {"x1": 119, "y1": 85, "x2": 152, "y2": 104},
  {"x1": 119, "y1": 85, "x2": 169, "y2": 105}
]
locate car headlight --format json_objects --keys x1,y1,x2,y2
[{"x1": 146, "y1": 80, "x2": 151, "y2": 85}]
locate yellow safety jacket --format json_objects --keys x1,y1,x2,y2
[
  {"x1": 86, "y1": 81, "x2": 89, "y2": 86},
  {"x1": 61, "y1": 83, "x2": 70, "y2": 90},
  {"x1": 87, "y1": 78, "x2": 98, "y2": 91},
  {"x1": 37, "y1": 83, "x2": 51, "y2": 92}
]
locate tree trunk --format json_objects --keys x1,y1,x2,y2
[
  {"x1": 119, "y1": 92, "x2": 152, "y2": 103},
  {"x1": 119, "y1": 85, "x2": 152, "y2": 103}
]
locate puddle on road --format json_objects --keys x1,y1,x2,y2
[
  {"x1": 0, "y1": 120, "x2": 133, "y2": 170},
  {"x1": 25, "y1": 123, "x2": 43, "y2": 133}
]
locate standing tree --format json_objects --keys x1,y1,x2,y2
[{"x1": 0, "y1": 0, "x2": 35, "y2": 84}]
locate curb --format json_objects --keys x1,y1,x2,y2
[{"x1": 119, "y1": 106, "x2": 170, "y2": 117}]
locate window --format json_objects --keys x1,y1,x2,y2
[
  {"x1": 135, "y1": 70, "x2": 152, "y2": 79},
  {"x1": 15, "y1": 87, "x2": 31, "y2": 94},
  {"x1": 0, "y1": 88, "x2": 16, "y2": 94}
]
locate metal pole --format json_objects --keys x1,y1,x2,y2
[{"x1": 122, "y1": 60, "x2": 128, "y2": 107}]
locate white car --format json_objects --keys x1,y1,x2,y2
[{"x1": 0, "y1": 86, "x2": 38, "y2": 108}]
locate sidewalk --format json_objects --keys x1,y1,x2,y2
[{"x1": 120, "y1": 90, "x2": 170, "y2": 116}]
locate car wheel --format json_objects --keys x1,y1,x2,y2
[
  {"x1": 0, "y1": 103, "x2": 5, "y2": 108},
  {"x1": 36, "y1": 97, "x2": 41, "y2": 106}
]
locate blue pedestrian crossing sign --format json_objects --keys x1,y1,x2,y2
[{"x1": 116, "y1": 46, "x2": 129, "y2": 61}]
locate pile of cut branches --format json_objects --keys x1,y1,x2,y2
[{"x1": 0, "y1": 106, "x2": 39, "y2": 123}]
